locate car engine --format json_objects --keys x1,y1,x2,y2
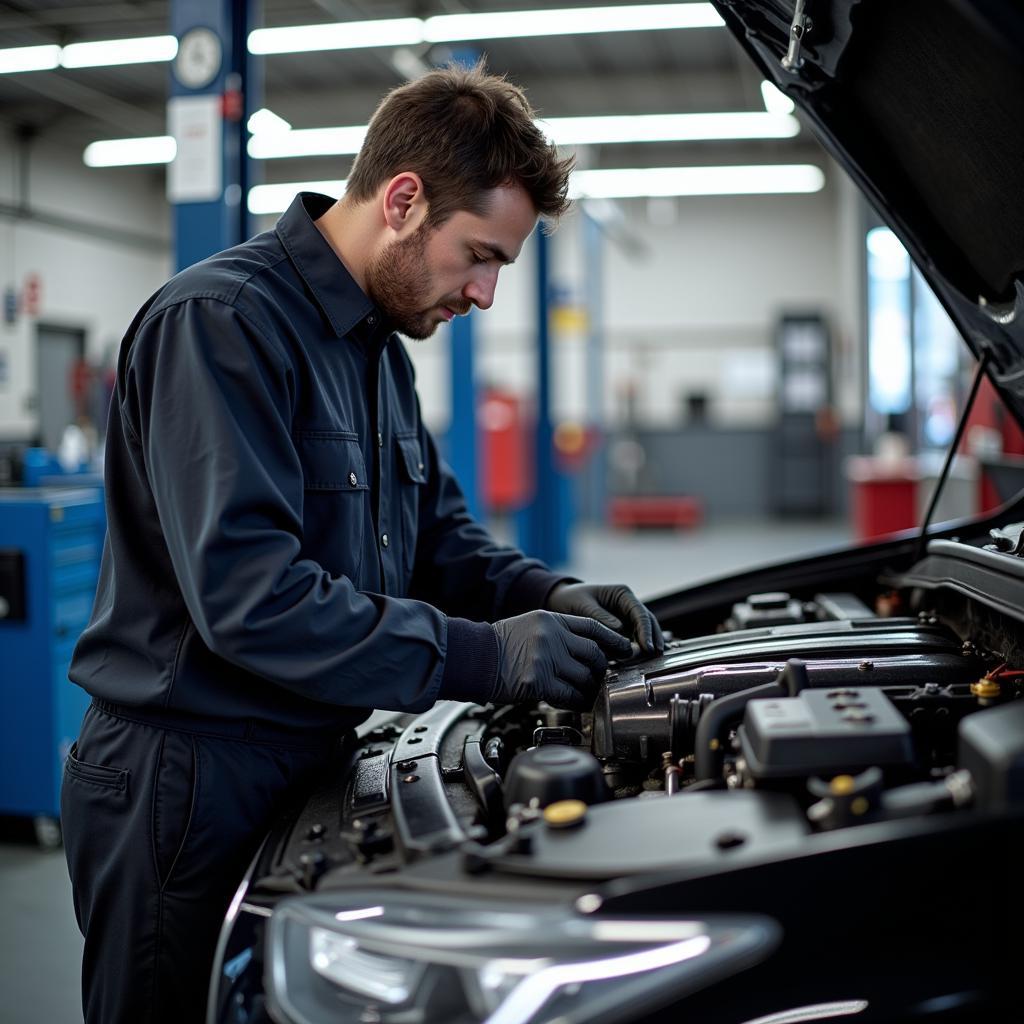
[{"x1": 259, "y1": 533, "x2": 1024, "y2": 894}]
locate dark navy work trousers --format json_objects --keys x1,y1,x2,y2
[{"x1": 61, "y1": 700, "x2": 342, "y2": 1024}]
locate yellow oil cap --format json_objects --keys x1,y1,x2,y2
[
  {"x1": 971, "y1": 677, "x2": 1001, "y2": 699},
  {"x1": 543, "y1": 799, "x2": 588, "y2": 829},
  {"x1": 829, "y1": 775, "x2": 856, "y2": 796}
]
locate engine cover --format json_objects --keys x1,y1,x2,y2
[
  {"x1": 737, "y1": 688, "x2": 914, "y2": 780},
  {"x1": 593, "y1": 617, "x2": 983, "y2": 764}
]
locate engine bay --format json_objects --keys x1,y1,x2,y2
[
  {"x1": 212, "y1": 532, "x2": 1024, "y2": 1024},
  {"x1": 261, "y1": 532, "x2": 1024, "y2": 894}
]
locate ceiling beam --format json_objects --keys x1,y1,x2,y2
[
  {"x1": 0, "y1": 3, "x2": 166, "y2": 34},
  {"x1": 2, "y1": 72, "x2": 163, "y2": 136}
]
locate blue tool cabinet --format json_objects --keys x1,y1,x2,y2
[{"x1": 0, "y1": 488, "x2": 104, "y2": 829}]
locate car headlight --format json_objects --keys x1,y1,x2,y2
[{"x1": 265, "y1": 889, "x2": 779, "y2": 1024}]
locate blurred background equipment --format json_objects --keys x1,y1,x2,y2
[
  {"x1": 0, "y1": 487, "x2": 103, "y2": 843},
  {"x1": 771, "y1": 313, "x2": 835, "y2": 517}
]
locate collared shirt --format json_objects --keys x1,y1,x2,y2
[{"x1": 70, "y1": 193, "x2": 562, "y2": 731}]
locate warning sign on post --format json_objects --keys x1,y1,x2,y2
[{"x1": 167, "y1": 94, "x2": 223, "y2": 203}]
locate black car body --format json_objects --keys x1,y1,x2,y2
[{"x1": 209, "y1": 3, "x2": 1024, "y2": 1022}]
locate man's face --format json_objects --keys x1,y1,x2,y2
[{"x1": 365, "y1": 183, "x2": 538, "y2": 340}]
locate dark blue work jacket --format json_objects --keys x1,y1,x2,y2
[{"x1": 70, "y1": 193, "x2": 562, "y2": 732}]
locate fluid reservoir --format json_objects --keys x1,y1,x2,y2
[{"x1": 503, "y1": 746, "x2": 611, "y2": 808}]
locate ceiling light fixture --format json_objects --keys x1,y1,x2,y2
[
  {"x1": 760, "y1": 80, "x2": 796, "y2": 115},
  {"x1": 0, "y1": 44, "x2": 61, "y2": 74},
  {"x1": 90, "y1": 107, "x2": 799, "y2": 166},
  {"x1": 248, "y1": 181, "x2": 348, "y2": 215},
  {"x1": 1, "y1": 4, "x2": 720, "y2": 72},
  {"x1": 247, "y1": 125, "x2": 367, "y2": 159},
  {"x1": 248, "y1": 3, "x2": 721, "y2": 54},
  {"x1": 83, "y1": 136, "x2": 176, "y2": 167},
  {"x1": 247, "y1": 163, "x2": 825, "y2": 215},
  {"x1": 248, "y1": 17, "x2": 423, "y2": 54},
  {"x1": 543, "y1": 111, "x2": 798, "y2": 145},
  {"x1": 422, "y1": 3, "x2": 723, "y2": 42},
  {"x1": 247, "y1": 108, "x2": 292, "y2": 136},
  {"x1": 247, "y1": 111, "x2": 798, "y2": 160},
  {"x1": 569, "y1": 164, "x2": 825, "y2": 199},
  {"x1": 60, "y1": 35, "x2": 178, "y2": 68}
]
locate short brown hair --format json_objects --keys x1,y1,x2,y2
[{"x1": 345, "y1": 61, "x2": 573, "y2": 226}]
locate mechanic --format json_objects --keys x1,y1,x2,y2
[{"x1": 61, "y1": 62, "x2": 664, "y2": 1024}]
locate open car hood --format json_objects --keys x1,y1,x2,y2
[{"x1": 714, "y1": 0, "x2": 1024, "y2": 422}]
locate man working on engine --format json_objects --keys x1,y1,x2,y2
[{"x1": 61, "y1": 61, "x2": 663, "y2": 1024}]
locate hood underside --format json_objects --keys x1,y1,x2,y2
[{"x1": 714, "y1": 0, "x2": 1024, "y2": 420}]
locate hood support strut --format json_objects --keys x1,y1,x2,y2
[{"x1": 917, "y1": 349, "x2": 992, "y2": 559}]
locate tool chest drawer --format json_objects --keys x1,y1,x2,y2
[{"x1": 0, "y1": 487, "x2": 104, "y2": 822}]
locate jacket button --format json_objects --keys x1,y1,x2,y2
[
  {"x1": 417, "y1": 462, "x2": 424, "y2": 472},
  {"x1": 377, "y1": 432, "x2": 383, "y2": 448},
  {"x1": 381, "y1": 533, "x2": 389, "y2": 548},
  {"x1": 349, "y1": 472, "x2": 358, "y2": 487}
]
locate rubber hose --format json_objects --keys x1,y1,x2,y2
[{"x1": 693, "y1": 681, "x2": 785, "y2": 781}]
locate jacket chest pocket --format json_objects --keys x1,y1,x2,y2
[
  {"x1": 395, "y1": 434, "x2": 426, "y2": 581},
  {"x1": 295, "y1": 430, "x2": 369, "y2": 582}
]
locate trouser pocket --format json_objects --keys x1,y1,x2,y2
[{"x1": 60, "y1": 741, "x2": 131, "y2": 934}]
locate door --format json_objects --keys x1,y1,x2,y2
[{"x1": 36, "y1": 325, "x2": 85, "y2": 452}]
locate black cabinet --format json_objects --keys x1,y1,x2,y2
[{"x1": 772, "y1": 313, "x2": 835, "y2": 516}]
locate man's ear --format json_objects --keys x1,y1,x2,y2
[{"x1": 381, "y1": 172, "x2": 428, "y2": 236}]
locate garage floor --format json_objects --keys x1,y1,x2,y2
[{"x1": 0, "y1": 518, "x2": 850, "y2": 1024}]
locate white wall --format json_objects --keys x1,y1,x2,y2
[
  {"x1": 0, "y1": 134, "x2": 171, "y2": 439},
  {"x1": 407, "y1": 153, "x2": 864, "y2": 432},
  {"x1": 0, "y1": 137, "x2": 865, "y2": 443}
]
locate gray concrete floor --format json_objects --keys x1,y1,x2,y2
[{"x1": 0, "y1": 518, "x2": 849, "y2": 1023}]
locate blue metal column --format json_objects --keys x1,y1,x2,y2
[
  {"x1": 441, "y1": 45, "x2": 482, "y2": 520},
  {"x1": 518, "y1": 229, "x2": 571, "y2": 566},
  {"x1": 169, "y1": 0, "x2": 260, "y2": 272},
  {"x1": 448, "y1": 312, "x2": 480, "y2": 519},
  {"x1": 583, "y1": 209, "x2": 608, "y2": 524}
]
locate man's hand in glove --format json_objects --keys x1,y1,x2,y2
[
  {"x1": 491, "y1": 611, "x2": 633, "y2": 710},
  {"x1": 545, "y1": 582, "x2": 664, "y2": 655}
]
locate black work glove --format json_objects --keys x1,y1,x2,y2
[
  {"x1": 545, "y1": 581, "x2": 665, "y2": 655},
  {"x1": 491, "y1": 611, "x2": 633, "y2": 710}
]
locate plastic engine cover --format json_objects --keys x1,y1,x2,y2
[{"x1": 738, "y1": 688, "x2": 914, "y2": 780}]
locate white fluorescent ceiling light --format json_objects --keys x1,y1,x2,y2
[
  {"x1": 247, "y1": 164, "x2": 825, "y2": 215},
  {"x1": 249, "y1": 112, "x2": 798, "y2": 160},
  {"x1": 543, "y1": 112, "x2": 798, "y2": 145},
  {"x1": 423, "y1": 3, "x2": 723, "y2": 41},
  {"x1": 84, "y1": 136, "x2": 176, "y2": 167},
  {"x1": 248, "y1": 2, "x2": 722, "y2": 54},
  {"x1": 248, "y1": 180, "x2": 348, "y2": 215},
  {"x1": 61, "y1": 35, "x2": 177, "y2": 67},
  {"x1": 0, "y1": 44, "x2": 61, "y2": 74},
  {"x1": 1, "y1": 4, "x2": 720, "y2": 73},
  {"x1": 569, "y1": 164, "x2": 825, "y2": 199},
  {"x1": 247, "y1": 108, "x2": 292, "y2": 136},
  {"x1": 92, "y1": 110, "x2": 800, "y2": 166},
  {"x1": 0, "y1": 36, "x2": 175, "y2": 73},
  {"x1": 248, "y1": 17, "x2": 422, "y2": 54},
  {"x1": 248, "y1": 125, "x2": 368, "y2": 159},
  {"x1": 760, "y1": 80, "x2": 796, "y2": 115}
]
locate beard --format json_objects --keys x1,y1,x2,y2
[{"x1": 365, "y1": 225, "x2": 466, "y2": 340}]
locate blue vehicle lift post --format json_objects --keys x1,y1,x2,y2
[
  {"x1": 449, "y1": 312, "x2": 480, "y2": 519},
  {"x1": 583, "y1": 207, "x2": 608, "y2": 524},
  {"x1": 170, "y1": 0, "x2": 260, "y2": 271},
  {"x1": 518, "y1": 228, "x2": 571, "y2": 566}
]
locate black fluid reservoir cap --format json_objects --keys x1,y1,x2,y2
[{"x1": 503, "y1": 746, "x2": 611, "y2": 809}]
